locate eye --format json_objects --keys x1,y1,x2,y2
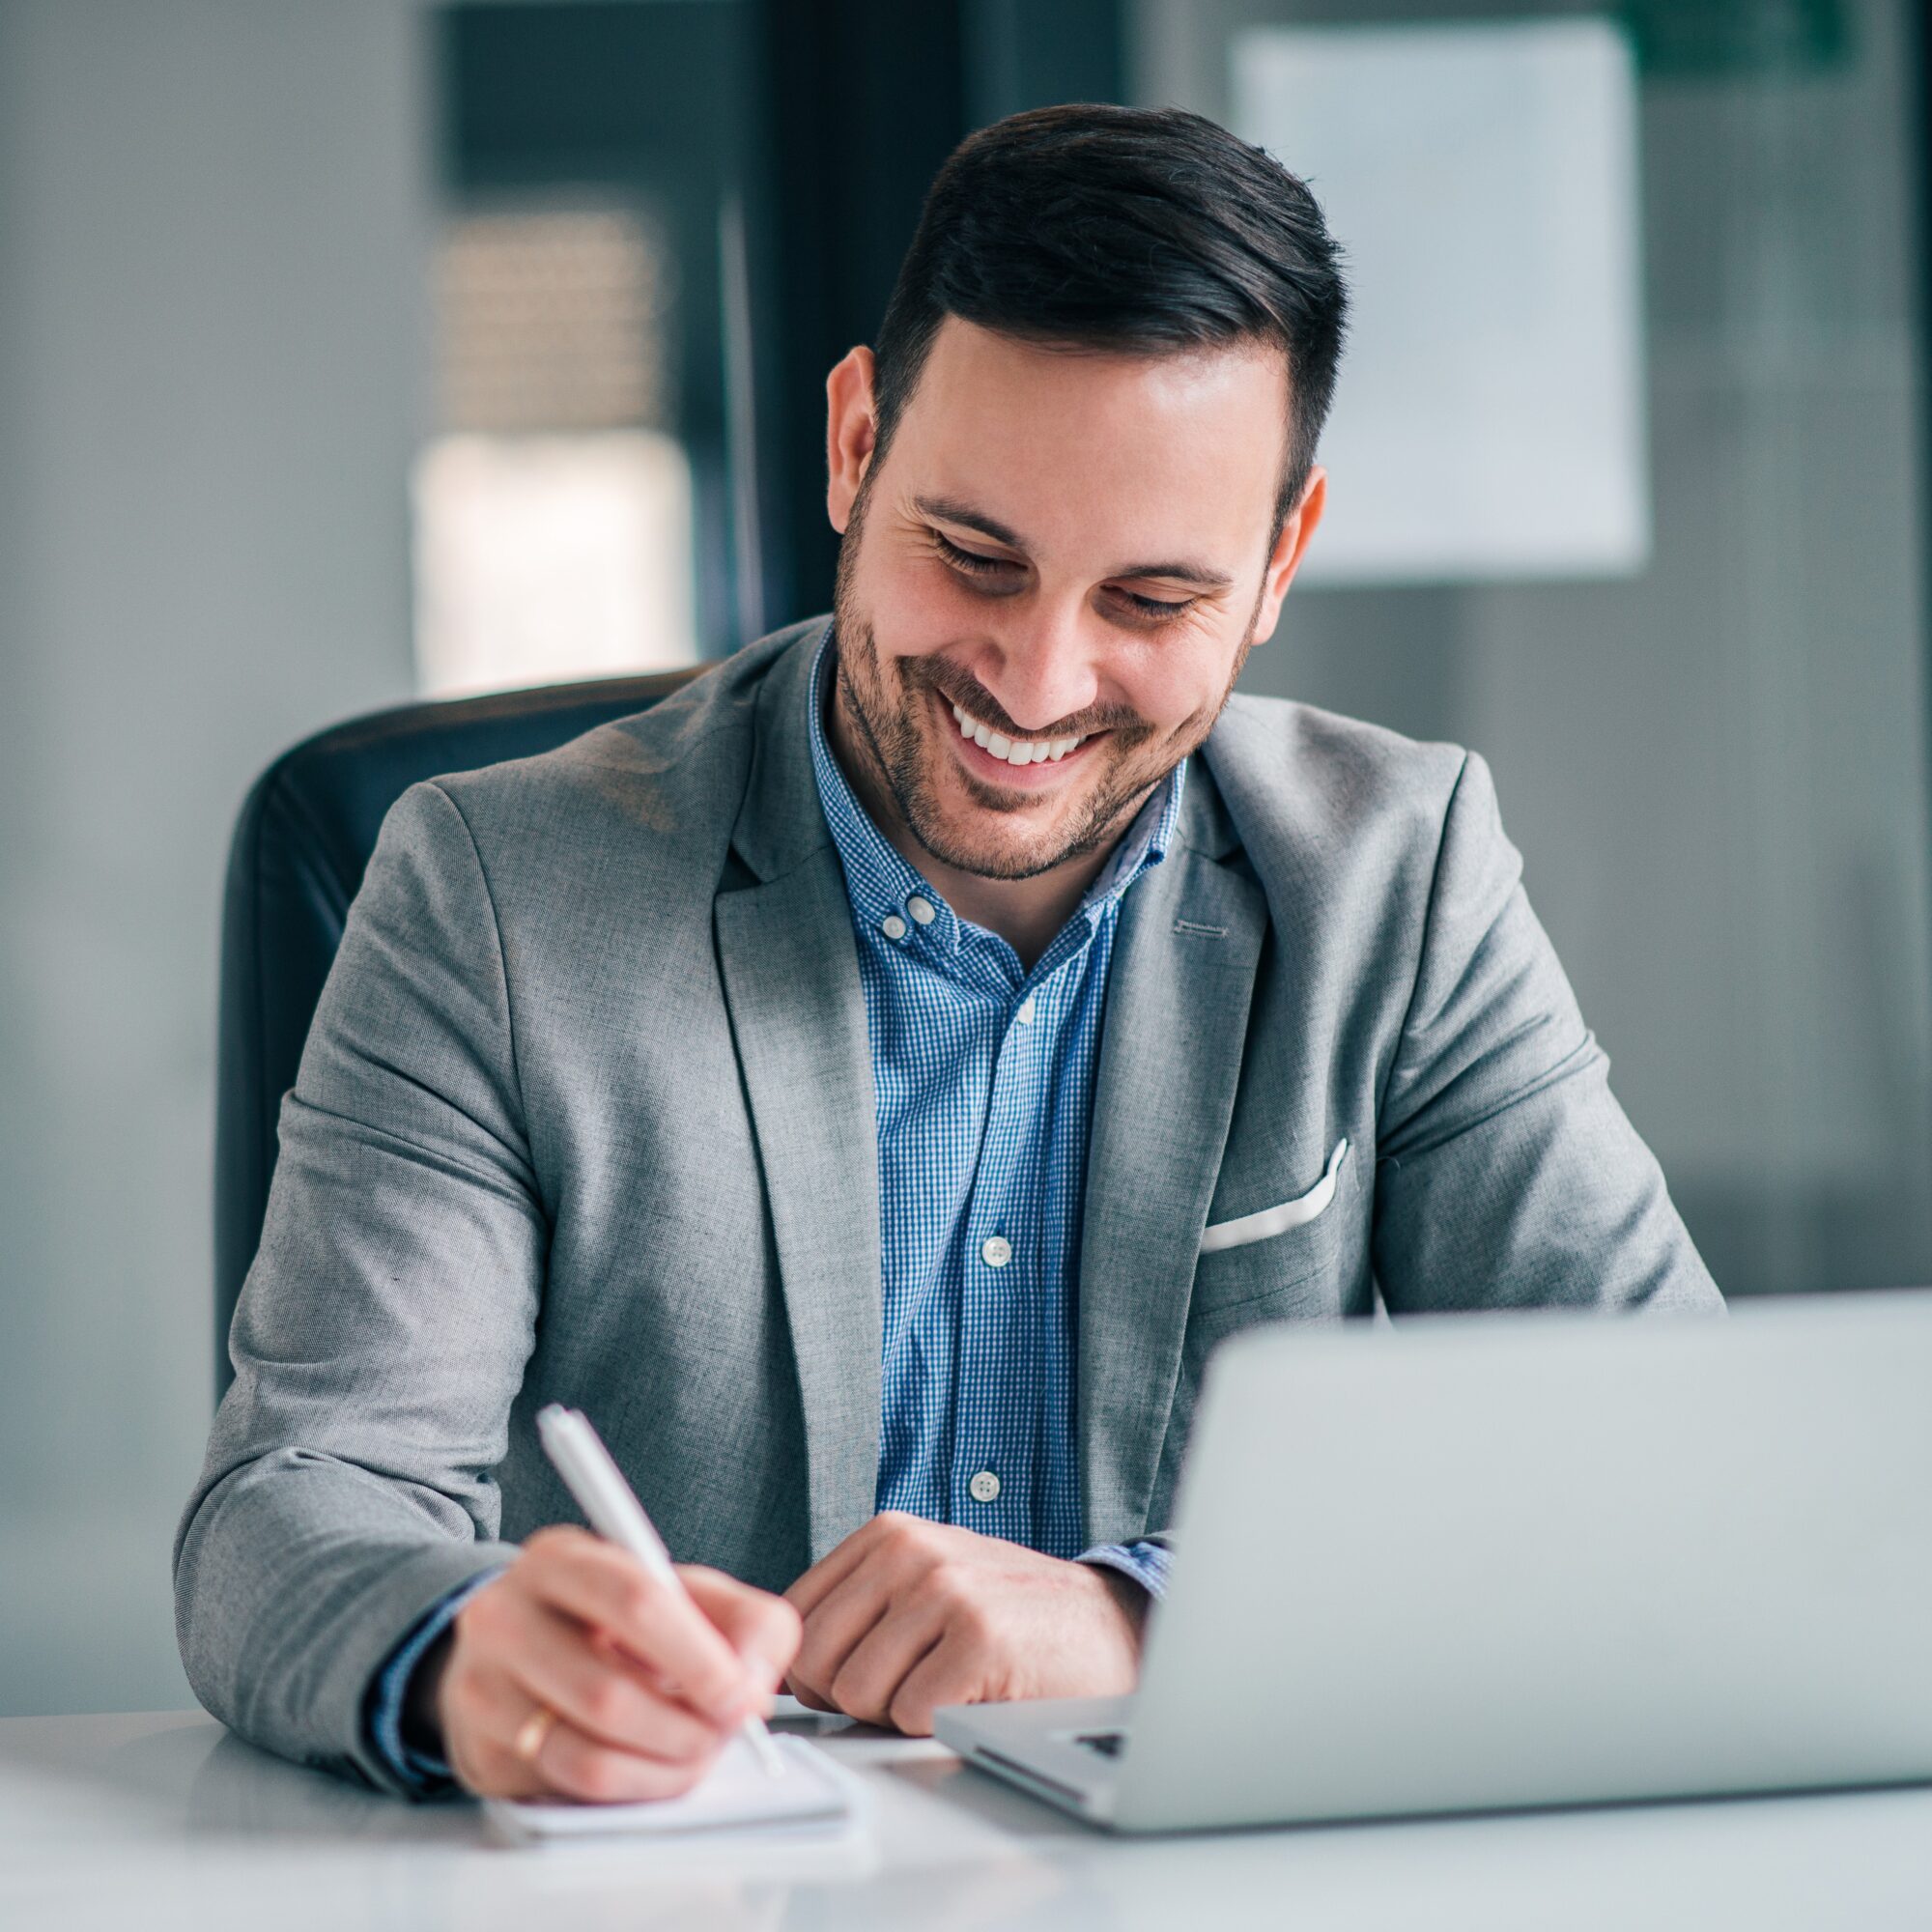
[
  {"x1": 1108, "y1": 585, "x2": 1195, "y2": 621},
  {"x1": 930, "y1": 528, "x2": 1020, "y2": 583}
]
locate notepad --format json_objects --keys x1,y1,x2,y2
[{"x1": 483, "y1": 1735, "x2": 863, "y2": 1845}]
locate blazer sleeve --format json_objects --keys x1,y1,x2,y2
[
  {"x1": 1371, "y1": 752, "x2": 1722, "y2": 1315},
  {"x1": 173, "y1": 780, "x2": 543, "y2": 1794}
]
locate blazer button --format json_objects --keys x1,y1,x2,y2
[
  {"x1": 969, "y1": 1470, "x2": 1001, "y2": 1503},
  {"x1": 980, "y1": 1235, "x2": 1012, "y2": 1268}
]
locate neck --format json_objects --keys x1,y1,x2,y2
[
  {"x1": 827, "y1": 672, "x2": 1138, "y2": 974},
  {"x1": 888, "y1": 822, "x2": 1117, "y2": 975}
]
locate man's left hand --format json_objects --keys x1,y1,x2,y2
[{"x1": 782, "y1": 1513, "x2": 1147, "y2": 1734}]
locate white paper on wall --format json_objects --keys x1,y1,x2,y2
[{"x1": 1232, "y1": 17, "x2": 1649, "y2": 585}]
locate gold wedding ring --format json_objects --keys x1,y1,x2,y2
[{"x1": 513, "y1": 1702, "x2": 557, "y2": 1765}]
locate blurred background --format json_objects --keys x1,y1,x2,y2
[{"x1": 1, "y1": 0, "x2": 1926, "y2": 1718}]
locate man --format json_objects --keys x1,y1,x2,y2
[{"x1": 175, "y1": 103, "x2": 1720, "y2": 1804}]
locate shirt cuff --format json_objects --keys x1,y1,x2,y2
[
  {"x1": 363, "y1": 1567, "x2": 507, "y2": 1795},
  {"x1": 1074, "y1": 1539, "x2": 1174, "y2": 1600}
]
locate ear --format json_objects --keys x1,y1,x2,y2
[
  {"x1": 1249, "y1": 466, "x2": 1327, "y2": 646},
  {"x1": 825, "y1": 346, "x2": 879, "y2": 535}
]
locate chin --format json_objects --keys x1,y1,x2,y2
[{"x1": 914, "y1": 800, "x2": 1096, "y2": 884}]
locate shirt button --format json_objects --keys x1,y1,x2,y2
[
  {"x1": 969, "y1": 1469, "x2": 1002, "y2": 1504},
  {"x1": 1016, "y1": 995, "x2": 1036, "y2": 1025},
  {"x1": 980, "y1": 1235, "x2": 1012, "y2": 1268},
  {"x1": 906, "y1": 895, "x2": 936, "y2": 925},
  {"x1": 881, "y1": 914, "x2": 907, "y2": 941}
]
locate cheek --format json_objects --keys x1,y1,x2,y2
[
  {"x1": 1114, "y1": 641, "x2": 1233, "y2": 742},
  {"x1": 858, "y1": 548, "x2": 985, "y2": 664}
]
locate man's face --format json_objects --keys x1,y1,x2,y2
[{"x1": 827, "y1": 316, "x2": 1321, "y2": 883}]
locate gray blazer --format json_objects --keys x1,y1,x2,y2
[{"x1": 174, "y1": 616, "x2": 1719, "y2": 1793}]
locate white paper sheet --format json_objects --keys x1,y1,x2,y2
[
  {"x1": 1232, "y1": 18, "x2": 1649, "y2": 585},
  {"x1": 483, "y1": 1734, "x2": 865, "y2": 1845}
]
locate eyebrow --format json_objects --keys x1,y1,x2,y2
[{"x1": 912, "y1": 494, "x2": 1236, "y2": 592}]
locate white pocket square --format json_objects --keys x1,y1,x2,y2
[{"x1": 1199, "y1": 1139, "x2": 1350, "y2": 1254}]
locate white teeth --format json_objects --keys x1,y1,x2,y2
[{"x1": 948, "y1": 697, "x2": 1085, "y2": 767}]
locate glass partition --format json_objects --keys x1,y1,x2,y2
[{"x1": 1127, "y1": 0, "x2": 1932, "y2": 1295}]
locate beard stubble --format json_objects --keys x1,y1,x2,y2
[{"x1": 829, "y1": 492, "x2": 1258, "y2": 885}]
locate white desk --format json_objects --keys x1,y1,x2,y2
[{"x1": 4, "y1": 1708, "x2": 1930, "y2": 1931}]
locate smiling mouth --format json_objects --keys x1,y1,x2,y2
[{"x1": 946, "y1": 698, "x2": 1092, "y2": 768}]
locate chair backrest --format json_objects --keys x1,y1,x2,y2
[{"x1": 214, "y1": 668, "x2": 702, "y2": 1400}]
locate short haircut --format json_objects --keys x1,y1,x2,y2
[{"x1": 871, "y1": 102, "x2": 1350, "y2": 532}]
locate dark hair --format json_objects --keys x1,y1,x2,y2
[{"x1": 871, "y1": 103, "x2": 1349, "y2": 530}]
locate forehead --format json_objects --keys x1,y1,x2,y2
[{"x1": 888, "y1": 316, "x2": 1288, "y2": 562}]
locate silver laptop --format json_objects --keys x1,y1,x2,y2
[{"x1": 935, "y1": 1290, "x2": 1932, "y2": 1832}]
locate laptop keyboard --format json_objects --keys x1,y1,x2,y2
[{"x1": 1072, "y1": 1729, "x2": 1127, "y2": 1758}]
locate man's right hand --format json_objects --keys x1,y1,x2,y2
[{"x1": 420, "y1": 1524, "x2": 803, "y2": 1802}]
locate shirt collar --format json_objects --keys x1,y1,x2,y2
[{"x1": 806, "y1": 626, "x2": 1185, "y2": 959}]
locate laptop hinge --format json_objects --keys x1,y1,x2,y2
[{"x1": 972, "y1": 1747, "x2": 1109, "y2": 1819}]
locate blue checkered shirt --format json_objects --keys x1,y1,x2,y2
[
  {"x1": 807, "y1": 632, "x2": 1181, "y2": 1585},
  {"x1": 366, "y1": 628, "x2": 1179, "y2": 1787}
]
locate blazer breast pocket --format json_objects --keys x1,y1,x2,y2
[
  {"x1": 1199, "y1": 1139, "x2": 1350, "y2": 1255},
  {"x1": 1186, "y1": 1138, "x2": 1353, "y2": 1337}
]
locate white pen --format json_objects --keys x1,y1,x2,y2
[{"x1": 535, "y1": 1403, "x2": 785, "y2": 1778}]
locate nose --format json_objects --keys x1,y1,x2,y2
[{"x1": 978, "y1": 601, "x2": 1102, "y2": 735}]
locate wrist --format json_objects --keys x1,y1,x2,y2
[
  {"x1": 1090, "y1": 1564, "x2": 1151, "y2": 1648},
  {"x1": 403, "y1": 1628, "x2": 455, "y2": 1759}
]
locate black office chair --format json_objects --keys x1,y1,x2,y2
[{"x1": 213, "y1": 668, "x2": 702, "y2": 1401}]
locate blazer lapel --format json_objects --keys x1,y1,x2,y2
[
  {"x1": 715, "y1": 623, "x2": 881, "y2": 1563},
  {"x1": 1077, "y1": 834, "x2": 1266, "y2": 1546}
]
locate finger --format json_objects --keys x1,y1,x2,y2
[
  {"x1": 440, "y1": 1659, "x2": 544, "y2": 1799},
  {"x1": 884, "y1": 1632, "x2": 985, "y2": 1738},
  {"x1": 489, "y1": 1590, "x2": 726, "y2": 1764},
  {"x1": 788, "y1": 1567, "x2": 894, "y2": 1709},
  {"x1": 580, "y1": 1625, "x2": 767, "y2": 1731},
  {"x1": 829, "y1": 1601, "x2": 950, "y2": 1729},
  {"x1": 534, "y1": 1717, "x2": 725, "y2": 1805},
  {"x1": 783, "y1": 1514, "x2": 894, "y2": 1621},
  {"x1": 439, "y1": 1659, "x2": 573, "y2": 1800},
  {"x1": 680, "y1": 1567, "x2": 803, "y2": 1686},
  {"x1": 455, "y1": 1660, "x2": 728, "y2": 1804},
  {"x1": 783, "y1": 1671, "x2": 839, "y2": 1714},
  {"x1": 521, "y1": 1530, "x2": 753, "y2": 1719}
]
